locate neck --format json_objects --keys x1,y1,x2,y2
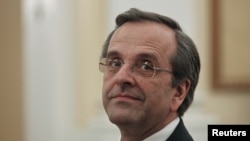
[
  {"x1": 119, "y1": 126, "x2": 147, "y2": 141},
  {"x1": 118, "y1": 113, "x2": 178, "y2": 141}
]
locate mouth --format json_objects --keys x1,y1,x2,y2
[{"x1": 111, "y1": 94, "x2": 142, "y2": 101}]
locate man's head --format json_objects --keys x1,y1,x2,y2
[{"x1": 99, "y1": 8, "x2": 200, "y2": 136}]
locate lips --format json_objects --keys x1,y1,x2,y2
[
  {"x1": 107, "y1": 86, "x2": 145, "y2": 102},
  {"x1": 111, "y1": 93, "x2": 142, "y2": 101},
  {"x1": 114, "y1": 94, "x2": 141, "y2": 100}
]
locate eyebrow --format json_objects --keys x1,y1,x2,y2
[
  {"x1": 107, "y1": 51, "x2": 158, "y2": 62},
  {"x1": 106, "y1": 51, "x2": 120, "y2": 58},
  {"x1": 136, "y1": 53, "x2": 158, "y2": 61}
]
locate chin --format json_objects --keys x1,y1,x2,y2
[{"x1": 107, "y1": 111, "x2": 136, "y2": 125}]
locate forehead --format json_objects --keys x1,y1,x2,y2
[{"x1": 108, "y1": 21, "x2": 176, "y2": 62}]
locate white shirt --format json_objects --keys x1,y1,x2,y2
[{"x1": 143, "y1": 117, "x2": 180, "y2": 141}]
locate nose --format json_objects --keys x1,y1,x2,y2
[{"x1": 113, "y1": 64, "x2": 136, "y2": 87}]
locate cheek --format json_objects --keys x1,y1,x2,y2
[
  {"x1": 102, "y1": 75, "x2": 114, "y2": 103},
  {"x1": 140, "y1": 76, "x2": 171, "y2": 94},
  {"x1": 102, "y1": 75, "x2": 111, "y2": 93},
  {"x1": 141, "y1": 78, "x2": 173, "y2": 105}
]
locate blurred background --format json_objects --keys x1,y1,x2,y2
[{"x1": 0, "y1": 0, "x2": 249, "y2": 141}]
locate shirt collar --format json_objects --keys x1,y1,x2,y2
[{"x1": 143, "y1": 117, "x2": 180, "y2": 141}]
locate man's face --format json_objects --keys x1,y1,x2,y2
[{"x1": 102, "y1": 21, "x2": 180, "y2": 129}]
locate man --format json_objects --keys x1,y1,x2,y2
[{"x1": 99, "y1": 8, "x2": 200, "y2": 141}]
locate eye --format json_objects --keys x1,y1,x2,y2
[
  {"x1": 140, "y1": 61, "x2": 154, "y2": 71},
  {"x1": 107, "y1": 59, "x2": 123, "y2": 69}
]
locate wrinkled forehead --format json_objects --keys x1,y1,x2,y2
[
  {"x1": 111, "y1": 21, "x2": 176, "y2": 45},
  {"x1": 109, "y1": 22, "x2": 176, "y2": 56}
]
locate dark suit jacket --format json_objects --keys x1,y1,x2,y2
[{"x1": 166, "y1": 118, "x2": 194, "y2": 141}]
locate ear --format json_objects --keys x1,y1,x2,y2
[{"x1": 171, "y1": 79, "x2": 191, "y2": 112}]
